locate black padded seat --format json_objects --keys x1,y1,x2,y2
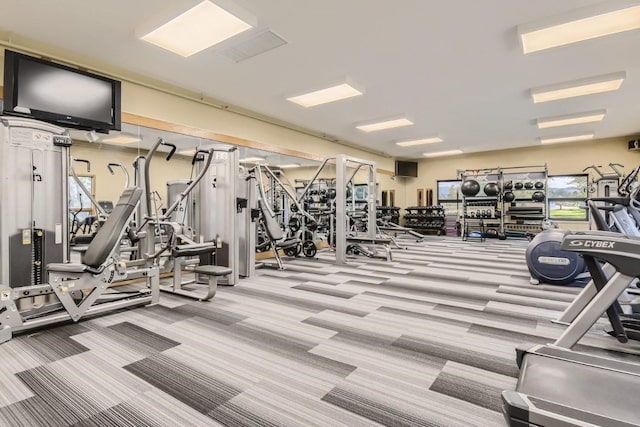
[
  {"x1": 46, "y1": 264, "x2": 88, "y2": 273},
  {"x1": 172, "y1": 243, "x2": 216, "y2": 258},
  {"x1": 194, "y1": 265, "x2": 232, "y2": 277}
]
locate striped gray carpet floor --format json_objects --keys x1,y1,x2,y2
[{"x1": 1, "y1": 236, "x2": 639, "y2": 426}]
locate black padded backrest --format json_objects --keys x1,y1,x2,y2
[
  {"x1": 588, "y1": 200, "x2": 610, "y2": 232},
  {"x1": 83, "y1": 187, "x2": 143, "y2": 269},
  {"x1": 258, "y1": 200, "x2": 284, "y2": 241}
]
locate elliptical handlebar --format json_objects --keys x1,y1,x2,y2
[{"x1": 618, "y1": 166, "x2": 639, "y2": 198}]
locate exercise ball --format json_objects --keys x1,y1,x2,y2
[
  {"x1": 524, "y1": 182, "x2": 534, "y2": 190},
  {"x1": 526, "y1": 230, "x2": 590, "y2": 286},
  {"x1": 504, "y1": 181, "x2": 513, "y2": 190},
  {"x1": 485, "y1": 228, "x2": 498, "y2": 238},
  {"x1": 535, "y1": 181, "x2": 544, "y2": 190},
  {"x1": 531, "y1": 191, "x2": 545, "y2": 202},
  {"x1": 461, "y1": 179, "x2": 481, "y2": 197},
  {"x1": 515, "y1": 182, "x2": 524, "y2": 190},
  {"x1": 503, "y1": 191, "x2": 516, "y2": 203},
  {"x1": 483, "y1": 182, "x2": 500, "y2": 196}
]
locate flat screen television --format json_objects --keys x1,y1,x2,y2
[
  {"x1": 395, "y1": 160, "x2": 418, "y2": 178},
  {"x1": 2, "y1": 50, "x2": 121, "y2": 133}
]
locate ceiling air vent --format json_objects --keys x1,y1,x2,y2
[{"x1": 220, "y1": 29, "x2": 287, "y2": 63}]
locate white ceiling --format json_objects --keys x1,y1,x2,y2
[{"x1": 1, "y1": 0, "x2": 639, "y2": 159}]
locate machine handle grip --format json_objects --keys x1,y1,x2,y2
[
  {"x1": 191, "y1": 149, "x2": 210, "y2": 165},
  {"x1": 163, "y1": 143, "x2": 177, "y2": 161},
  {"x1": 74, "y1": 158, "x2": 91, "y2": 172},
  {"x1": 107, "y1": 163, "x2": 119, "y2": 174}
]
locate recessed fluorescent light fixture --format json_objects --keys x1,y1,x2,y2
[
  {"x1": 102, "y1": 135, "x2": 141, "y2": 144},
  {"x1": 518, "y1": 1, "x2": 640, "y2": 54},
  {"x1": 423, "y1": 150, "x2": 463, "y2": 158},
  {"x1": 396, "y1": 137, "x2": 443, "y2": 147},
  {"x1": 276, "y1": 164, "x2": 300, "y2": 169},
  {"x1": 531, "y1": 72, "x2": 626, "y2": 103},
  {"x1": 536, "y1": 110, "x2": 606, "y2": 129},
  {"x1": 356, "y1": 116, "x2": 414, "y2": 132},
  {"x1": 240, "y1": 157, "x2": 265, "y2": 163},
  {"x1": 540, "y1": 132, "x2": 595, "y2": 144},
  {"x1": 139, "y1": 0, "x2": 256, "y2": 57},
  {"x1": 287, "y1": 83, "x2": 363, "y2": 108}
]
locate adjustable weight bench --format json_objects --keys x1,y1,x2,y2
[{"x1": 346, "y1": 235, "x2": 393, "y2": 261}]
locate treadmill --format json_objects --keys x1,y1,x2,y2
[
  {"x1": 502, "y1": 231, "x2": 640, "y2": 426},
  {"x1": 553, "y1": 200, "x2": 640, "y2": 342}
]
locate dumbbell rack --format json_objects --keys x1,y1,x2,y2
[
  {"x1": 376, "y1": 206, "x2": 400, "y2": 225},
  {"x1": 403, "y1": 206, "x2": 446, "y2": 235},
  {"x1": 502, "y1": 164, "x2": 548, "y2": 239},
  {"x1": 458, "y1": 164, "x2": 548, "y2": 240},
  {"x1": 459, "y1": 168, "x2": 503, "y2": 241}
]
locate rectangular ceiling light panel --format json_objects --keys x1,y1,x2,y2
[
  {"x1": 396, "y1": 137, "x2": 442, "y2": 147},
  {"x1": 356, "y1": 117, "x2": 414, "y2": 132},
  {"x1": 140, "y1": 0, "x2": 255, "y2": 57},
  {"x1": 423, "y1": 149, "x2": 463, "y2": 157},
  {"x1": 536, "y1": 109, "x2": 607, "y2": 129},
  {"x1": 540, "y1": 132, "x2": 595, "y2": 144},
  {"x1": 519, "y1": 1, "x2": 640, "y2": 53},
  {"x1": 288, "y1": 83, "x2": 363, "y2": 107},
  {"x1": 531, "y1": 72, "x2": 626, "y2": 103},
  {"x1": 276, "y1": 164, "x2": 301, "y2": 169}
]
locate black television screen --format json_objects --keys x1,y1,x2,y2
[
  {"x1": 395, "y1": 160, "x2": 418, "y2": 178},
  {"x1": 2, "y1": 50, "x2": 121, "y2": 133}
]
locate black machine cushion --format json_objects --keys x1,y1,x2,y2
[
  {"x1": 82, "y1": 187, "x2": 143, "y2": 269},
  {"x1": 194, "y1": 265, "x2": 232, "y2": 277},
  {"x1": 172, "y1": 243, "x2": 216, "y2": 258}
]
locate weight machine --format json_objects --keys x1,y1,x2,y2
[
  {"x1": 298, "y1": 155, "x2": 391, "y2": 265},
  {"x1": 0, "y1": 117, "x2": 159, "y2": 344},
  {"x1": 583, "y1": 163, "x2": 625, "y2": 198},
  {"x1": 248, "y1": 164, "x2": 319, "y2": 269}
]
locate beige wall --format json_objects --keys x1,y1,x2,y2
[
  {"x1": 407, "y1": 135, "x2": 640, "y2": 228},
  {"x1": 411, "y1": 135, "x2": 640, "y2": 197}
]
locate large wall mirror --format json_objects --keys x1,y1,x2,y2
[{"x1": 67, "y1": 122, "x2": 326, "y2": 213}]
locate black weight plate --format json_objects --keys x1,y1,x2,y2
[{"x1": 302, "y1": 240, "x2": 317, "y2": 257}]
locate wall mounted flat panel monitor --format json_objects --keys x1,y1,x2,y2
[
  {"x1": 2, "y1": 50, "x2": 121, "y2": 133},
  {"x1": 395, "y1": 160, "x2": 418, "y2": 178}
]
